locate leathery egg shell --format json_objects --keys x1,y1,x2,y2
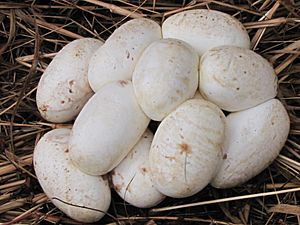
[
  {"x1": 133, "y1": 39, "x2": 198, "y2": 121},
  {"x1": 211, "y1": 99, "x2": 290, "y2": 188},
  {"x1": 199, "y1": 46, "x2": 277, "y2": 112},
  {"x1": 149, "y1": 99, "x2": 226, "y2": 198},
  {"x1": 111, "y1": 130, "x2": 165, "y2": 208},
  {"x1": 33, "y1": 128, "x2": 111, "y2": 223},
  {"x1": 36, "y1": 38, "x2": 103, "y2": 123},
  {"x1": 88, "y1": 18, "x2": 162, "y2": 92},
  {"x1": 162, "y1": 9, "x2": 250, "y2": 56},
  {"x1": 69, "y1": 80, "x2": 150, "y2": 175}
]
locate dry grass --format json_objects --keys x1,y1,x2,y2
[{"x1": 0, "y1": 0, "x2": 299, "y2": 224}]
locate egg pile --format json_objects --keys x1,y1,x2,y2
[{"x1": 34, "y1": 9, "x2": 290, "y2": 223}]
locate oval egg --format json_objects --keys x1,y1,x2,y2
[
  {"x1": 88, "y1": 18, "x2": 162, "y2": 92},
  {"x1": 162, "y1": 9, "x2": 250, "y2": 56},
  {"x1": 111, "y1": 130, "x2": 165, "y2": 208},
  {"x1": 149, "y1": 99, "x2": 225, "y2": 198},
  {"x1": 133, "y1": 39, "x2": 198, "y2": 121},
  {"x1": 69, "y1": 80, "x2": 150, "y2": 175},
  {"x1": 33, "y1": 128, "x2": 111, "y2": 223},
  {"x1": 211, "y1": 99, "x2": 290, "y2": 188},
  {"x1": 36, "y1": 38, "x2": 103, "y2": 123},
  {"x1": 199, "y1": 46, "x2": 277, "y2": 111}
]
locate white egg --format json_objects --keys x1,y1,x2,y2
[
  {"x1": 33, "y1": 128, "x2": 111, "y2": 223},
  {"x1": 211, "y1": 99, "x2": 290, "y2": 188},
  {"x1": 36, "y1": 38, "x2": 103, "y2": 123},
  {"x1": 69, "y1": 80, "x2": 150, "y2": 176},
  {"x1": 133, "y1": 39, "x2": 198, "y2": 121},
  {"x1": 200, "y1": 46, "x2": 277, "y2": 111},
  {"x1": 111, "y1": 130, "x2": 165, "y2": 208},
  {"x1": 88, "y1": 18, "x2": 162, "y2": 92},
  {"x1": 149, "y1": 99, "x2": 225, "y2": 198},
  {"x1": 162, "y1": 9, "x2": 250, "y2": 56}
]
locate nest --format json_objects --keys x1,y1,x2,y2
[{"x1": 0, "y1": 0, "x2": 300, "y2": 224}]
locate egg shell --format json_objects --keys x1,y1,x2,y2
[
  {"x1": 211, "y1": 99, "x2": 290, "y2": 188},
  {"x1": 162, "y1": 9, "x2": 250, "y2": 56},
  {"x1": 69, "y1": 80, "x2": 150, "y2": 175},
  {"x1": 111, "y1": 129, "x2": 165, "y2": 208},
  {"x1": 36, "y1": 38, "x2": 103, "y2": 123},
  {"x1": 149, "y1": 99, "x2": 225, "y2": 198},
  {"x1": 88, "y1": 18, "x2": 162, "y2": 92},
  {"x1": 33, "y1": 128, "x2": 111, "y2": 223},
  {"x1": 199, "y1": 46, "x2": 277, "y2": 112},
  {"x1": 132, "y1": 38, "x2": 199, "y2": 121}
]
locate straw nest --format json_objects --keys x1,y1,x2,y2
[{"x1": 0, "y1": 0, "x2": 300, "y2": 224}]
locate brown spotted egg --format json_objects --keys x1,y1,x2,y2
[
  {"x1": 33, "y1": 128, "x2": 111, "y2": 223},
  {"x1": 111, "y1": 129, "x2": 165, "y2": 208},
  {"x1": 149, "y1": 99, "x2": 225, "y2": 198}
]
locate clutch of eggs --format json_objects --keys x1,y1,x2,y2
[{"x1": 34, "y1": 9, "x2": 290, "y2": 222}]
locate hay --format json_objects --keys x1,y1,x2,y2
[{"x1": 0, "y1": 0, "x2": 299, "y2": 224}]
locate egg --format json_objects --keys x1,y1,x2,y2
[
  {"x1": 69, "y1": 80, "x2": 150, "y2": 175},
  {"x1": 211, "y1": 99, "x2": 290, "y2": 188},
  {"x1": 199, "y1": 46, "x2": 277, "y2": 112},
  {"x1": 88, "y1": 18, "x2": 162, "y2": 92},
  {"x1": 149, "y1": 99, "x2": 225, "y2": 198},
  {"x1": 162, "y1": 9, "x2": 250, "y2": 56},
  {"x1": 132, "y1": 39, "x2": 198, "y2": 121},
  {"x1": 111, "y1": 130, "x2": 165, "y2": 208},
  {"x1": 33, "y1": 128, "x2": 111, "y2": 223},
  {"x1": 36, "y1": 38, "x2": 103, "y2": 123}
]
